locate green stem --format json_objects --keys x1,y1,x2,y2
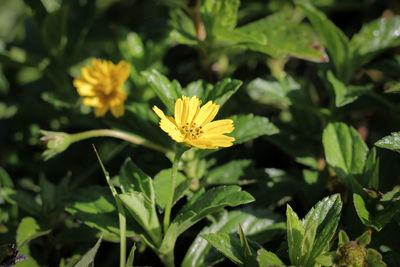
[
  {"x1": 163, "y1": 145, "x2": 186, "y2": 232},
  {"x1": 70, "y1": 129, "x2": 172, "y2": 154},
  {"x1": 94, "y1": 145, "x2": 126, "y2": 267}
]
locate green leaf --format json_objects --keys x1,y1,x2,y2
[
  {"x1": 16, "y1": 217, "x2": 51, "y2": 267},
  {"x1": 322, "y1": 122, "x2": 368, "y2": 194},
  {"x1": 247, "y1": 76, "x2": 302, "y2": 106},
  {"x1": 116, "y1": 28, "x2": 144, "y2": 62},
  {"x1": 1, "y1": 188, "x2": 41, "y2": 216},
  {"x1": 201, "y1": 0, "x2": 239, "y2": 37},
  {"x1": 204, "y1": 78, "x2": 242, "y2": 107},
  {"x1": 206, "y1": 160, "x2": 253, "y2": 185},
  {"x1": 362, "y1": 148, "x2": 380, "y2": 190},
  {"x1": 16, "y1": 217, "x2": 51, "y2": 248},
  {"x1": 118, "y1": 191, "x2": 162, "y2": 246},
  {"x1": 118, "y1": 157, "x2": 155, "y2": 196},
  {"x1": 350, "y1": 16, "x2": 400, "y2": 70},
  {"x1": 286, "y1": 204, "x2": 305, "y2": 265},
  {"x1": 125, "y1": 243, "x2": 136, "y2": 267},
  {"x1": 297, "y1": 1, "x2": 351, "y2": 82},
  {"x1": 153, "y1": 168, "x2": 188, "y2": 210},
  {"x1": 302, "y1": 194, "x2": 342, "y2": 265},
  {"x1": 0, "y1": 167, "x2": 13, "y2": 188},
  {"x1": 327, "y1": 71, "x2": 373, "y2": 107},
  {"x1": 375, "y1": 132, "x2": 400, "y2": 153},
  {"x1": 257, "y1": 249, "x2": 284, "y2": 267},
  {"x1": 74, "y1": 234, "x2": 103, "y2": 267},
  {"x1": 220, "y1": 9, "x2": 328, "y2": 62},
  {"x1": 41, "y1": 7, "x2": 68, "y2": 57},
  {"x1": 356, "y1": 230, "x2": 372, "y2": 247},
  {"x1": 338, "y1": 230, "x2": 350, "y2": 246},
  {"x1": 160, "y1": 186, "x2": 254, "y2": 255},
  {"x1": 65, "y1": 186, "x2": 136, "y2": 238},
  {"x1": 142, "y1": 69, "x2": 183, "y2": 114},
  {"x1": 230, "y1": 114, "x2": 279, "y2": 145},
  {"x1": 201, "y1": 233, "x2": 245, "y2": 266},
  {"x1": 353, "y1": 193, "x2": 381, "y2": 231},
  {"x1": 365, "y1": 248, "x2": 386, "y2": 267},
  {"x1": 182, "y1": 208, "x2": 284, "y2": 267},
  {"x1": 39, "y1": 175, "x2": 56, "y2": 215},
  {"x1": 182, "y1": 78, "x2": 242, "y2": 108},
  {"x1": 238, "y1": 224, "x2": 253, "y2": 258},
  {"x1": 314, "y1": 253, "x2": 334, "y2": 266},
  {"x1": 169, "y1": 9, "x2": 198, "y2": 45}
]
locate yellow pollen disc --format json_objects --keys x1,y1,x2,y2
[{"x1": 181, "y1": 123, "x2": 203, "y2": 140}]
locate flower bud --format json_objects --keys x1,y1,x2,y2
[
  {"x1": 40, "y1": 130, "x2": 71, "y2": 160},
  {"x1": 336, "y1": 241, "x2": 367, "y2": 267}
]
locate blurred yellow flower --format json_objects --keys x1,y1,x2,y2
[
  {"x1": 73, "y1": 58, "x2": 130, "y2": 118},
  {"x1": 153, "y1": 96, "x2": 235, "y2": 149}
]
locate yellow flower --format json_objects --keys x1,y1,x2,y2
[
  {"x1": 153, "y1": 96, "x2": 235, "y2": 149},
  {"x1": 73, "y1": 58, "x2": 130, "y2": 118}
]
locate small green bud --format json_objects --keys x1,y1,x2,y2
[
  {"x1": 336, "y1": 241, "x2": 367, "y2": 267},
  {"x1": 40, "y1": 130, "x2": 71, "y2": 160}
]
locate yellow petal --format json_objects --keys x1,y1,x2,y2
[
  {"x1": 95, "y1": 105, "x2": 109, "y2": 117},
  {"x1": 193, "y1": 101, "x2": 219, "y2": 126},
  {"x1": 74, "y1": 79, "x2": 95, "y2": 96},
  {"x1": 174, "y1": 98, "x2": 183, "y2": 126},
  {"x1": 82, "y1": 97, "x2": 101, "y2": 107},
  {"x1": 186, "y1": 96, "x2": 201, "y2": 125},
  {"x1": 153, "y1": 106, "x2": 184, "y2": 142},
  {"x1": 81, "y1": 67, "x2": 98, "y2": 84},
  {"x1": 198, "y1": 134, "x2": 235, "y2": 148},
  {"x1": 202, "y1": 119, "x2": 234, "y2": 135},
  {"x1": 110, "y1": 104, "x2": 124, "y2": 118}
]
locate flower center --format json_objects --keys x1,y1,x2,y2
[{"x1": 181, "y1": 122, "x2": 204, "y2": 140}]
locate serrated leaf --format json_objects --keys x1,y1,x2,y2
[
  {"x1": 182, "y1": 208, "x2": 284, "y2": 267},
  {"x1": 257, "y1": 249, "x2": 284, "y2": 267},
  {"x1": 220, "y1": 9, "x2": 328, "y2": 62},
  {"x1": 302, "y1": 194, "x2": 342, "y2": 265},
  {"x1": 297, "y1": 1, "x2": 351, "y2": 82},
  {"x1": 375, "y1": 132, "x2": 400, "y2": 153},
  {"x1": 153, "y1": 168, "x2": 188, "y2": 210},
  {"x1": 160, "y1": 186, "x2": 254, "y2": 255},
  {"x1": 286, "y1": 205, "x2": 305, "y2": 264},
  {"x1": 202, "y1": 0, "x2": 239, "y2": 36},
  {"x1": 74, "y1": 234, "x2": 103, "y2": 267},
  {"x1": 322, "y1": 122, "x2": 368, "y2": 194},
  {"x1": 327, "y1": 71, "x2": 373, "y2": 107},
  {"x1": 350, "y1": 16, "x2": 400, "y2": 70},
  {"x1": 230, "y1": 114, "x2": 279, "y2": 145},
  {"x1": 142, "y1": 69, "x2": 183, "y2": 114}
]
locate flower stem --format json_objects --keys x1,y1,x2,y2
[
  {"x1": 163, "y1": 145, "x2": 186, "y2": 232},
  {"x1": 70, "y1": 129, "x2": 172, "y2": 154}
]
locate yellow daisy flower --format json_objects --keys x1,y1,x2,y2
[
  {"x1": 73, "y1": 58, "x2": 130, "y2": 118},
  {"x1": 153, "y1": 96, "x2": 235, "y2": 149}
]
